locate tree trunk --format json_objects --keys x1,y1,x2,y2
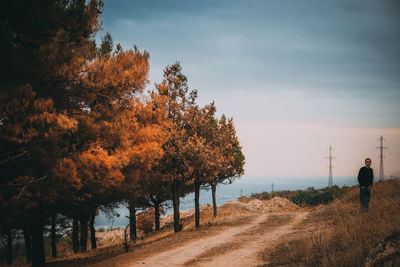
[
  {"x1": 128, "y1": 202, "x2": 137, "y2": 241},
  {"x1": 123, "y1": 225, "x2": 129, "y2": 252},
  {"x1": 212, "y1": 182, "x2": 217, "y2": 217},
  {"x1": 6, "y1": 228, "x2": 12, "y2": 265},
  {"x1": 154, "y1": 202, "x2": 160, "y2": 231},
  {"x1": 72, "y1": 218, "x2": 79, "y2": 253},
  {"x1": 172, "y1": 180, "x2": 181, "y2": 232},
  {"x1": 51, "y1": 214, "x2": 57, "y2": 258},
  {"x1": 150, "y1": 195, "x2": 162, "y2": 232},
  {"x1": 90, "y1": 209, "x2": 97, "y2": 249},
  {"x1": 31, "y1": 220, "x2": 45, "y2": 267},
  {"x1": 80, "y1": 215, "x2": 88, "y2": 252},
  {"x1": 23, "y1": 226, "x2": 32, "y2": 263},
  {"x1": 195, "y1": 180, "x2": 200, "y2": 228}
]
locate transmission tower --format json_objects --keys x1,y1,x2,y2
[
  {"x1": 271, "y1": 183, "x2": 274, "y2": 193},
  {"x1": 376, "y1": 135, "x2": 387, "y2": 181},
  {"x1": 326, "y1": 145, "x2": 336, "y2": 187}
]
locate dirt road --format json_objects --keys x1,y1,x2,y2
[{"x1": 120, "y1": 212, "x2": 308, "y2": 267}]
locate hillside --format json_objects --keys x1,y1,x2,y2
[
  {"x1": 98, "y1": 178, "x2": 400, "y2": 266},
  {"x1": 7, "y1": 178, "x2": 398, "y2": 267}
]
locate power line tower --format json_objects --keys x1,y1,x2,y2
[
  {"x1": 376, "y1": 135, "x2": 387, "y2": 181},
  {"x1": 326, "y1": 145, "x2": 336, "y2": 187},
  {"x1": 271, "y1": 182, "x2": 274, "y2": 193}
]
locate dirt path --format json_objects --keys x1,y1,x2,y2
[
  {"x1": 189, "y1": 212, "x2": 308, "y2": 267},
  {"x1": 122, "y1": 212, "x2": 308, "y2": 267}
]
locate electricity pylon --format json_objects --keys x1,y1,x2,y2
[
  {"x1": 376, "y1": 136, "x2": 387, "y2": 181},
  {"x1": 326, "y1": 145, "x2": 336, "y2": 187}
]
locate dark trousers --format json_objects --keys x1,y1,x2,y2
[{"x1": 360, "y1": 186, "x2": 371, "y2": 212}]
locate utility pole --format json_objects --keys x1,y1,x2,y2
[
  {"x1": 326, "y1": 145, "x2": 336, "y2": 187},
  {"x1": 376, "y1": 135, "x2": 387, "y2": 181},
  {"x1": 271, "y1": 183, "x2": 274, "y2": 193}
]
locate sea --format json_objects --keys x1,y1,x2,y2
[{"x1": 95, "y1": 176, "x2": 358, "y2": 229}]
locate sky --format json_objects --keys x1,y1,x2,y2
[{"x1": 99, "y1": 0, "x2": 400, "y2": 180}]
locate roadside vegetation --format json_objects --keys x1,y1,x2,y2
[
  {"x1": 262, "y1": 177, "x2": 400, "y2": 266},
  {"x1": 249, "y1": 185, "x2": 351, "y2": 206}
]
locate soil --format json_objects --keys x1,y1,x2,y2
[{"x1": 87, "y1": 197, "x2": 309, "y2": 267}]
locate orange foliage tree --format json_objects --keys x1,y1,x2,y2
[
  {"x1": 118, "y1": 92, "x2": 169, "y2": 240},
  {"x1": 182, "y1": 103, "x2": 222, "y2": 228},
  {"x1": 55, "y1": 39, "x2": 166, "y2": 251},
  {"x1": 1, "y1": 1, "x2": 245, "y2": 265},
  {"x1": 0, "y1": 0, "x2": 167, "y2": 263},
  {"x1": 208, "y1": 115, "x2": 245, "y2": 217},
  {"x1": 0, "y1": 1, "x2": 103, "y2": 266},
  {"x1": 154, "y1": 62, "x2": 201, "y2": 232}
]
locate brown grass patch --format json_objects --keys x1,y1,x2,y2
[{"x1": 260, "y1": 178, "x2": 400, "y2": 267}]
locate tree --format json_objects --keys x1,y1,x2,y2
[
  {"x1": 183, "y1": 103, "x2": 223, "y2": 228},
  {"x1": 0, "y1": 1, "x2": 103, "y2": 265},
  {"x1": 57, "y1": 45, "x2": 165, "y2": 252},
  {"x1": 0, "y1": 0, "x2": 166, "y2": 261},
  {"x1": 117, "y1": 91, "x2": 169, "y2": 238},
  {"x1": 208, "y1": 115, "x2": 245, "y2": 217},
  {"x1": 155, "y1": 62, "x2": 198, "y2": 232}
]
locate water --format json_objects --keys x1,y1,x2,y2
[{"x1": 95, "y1": 176, "x2": 357, "y2": 228}]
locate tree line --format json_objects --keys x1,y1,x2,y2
[{"x1": 0, "y1": 1, "x2": 245, "y2": 266}]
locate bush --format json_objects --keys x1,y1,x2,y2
[
  {"x1": 137, "y1": 210, "x2": 154, "y2": 235},
  {"x1": 290, "y1": 190, "x2": 334, "y2": 206},
  {"x1": 250, "y1": 185, "x2": 350, "y2": 206}
]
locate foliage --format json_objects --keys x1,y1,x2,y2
[
  {"x1": 250, "y1": 185, "x2": 350, "y2": 206},
  {"x1": 0, "y1": 1, "x2": 244, "y2": 265}
]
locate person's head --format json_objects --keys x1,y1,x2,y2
[{"x1": 365, "y1": 158, "x2": 372, "y2": 168}]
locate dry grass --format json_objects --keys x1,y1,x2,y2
[{"x1": 261, "y1": 178, "x2": 400, "y2": 267}]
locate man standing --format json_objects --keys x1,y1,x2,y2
[{"x1": 357, "y1": 158, "x2": 374, "y2": 212}]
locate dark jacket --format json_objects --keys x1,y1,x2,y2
[{"x1": 357, "y1": 166, "x2": 374, "y2": 187}]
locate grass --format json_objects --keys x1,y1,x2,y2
[{"x1": 261, "y1": 178, "x2": 400, "y2": 267}]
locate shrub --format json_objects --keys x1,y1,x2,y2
[
  {"x1": 250, "y1": 185, "x2": 350, "y2": 206},
  {"x1": 137, "y1": 210, "x2": 154, "y2": 235}
]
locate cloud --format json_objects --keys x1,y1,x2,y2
[{"x1": 100, "y1": 0, "x2": 400, "y2": 178}]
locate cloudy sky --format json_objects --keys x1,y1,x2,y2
[{"x1": 99, "y1": 0, "x2": 400, "y2": 180}]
